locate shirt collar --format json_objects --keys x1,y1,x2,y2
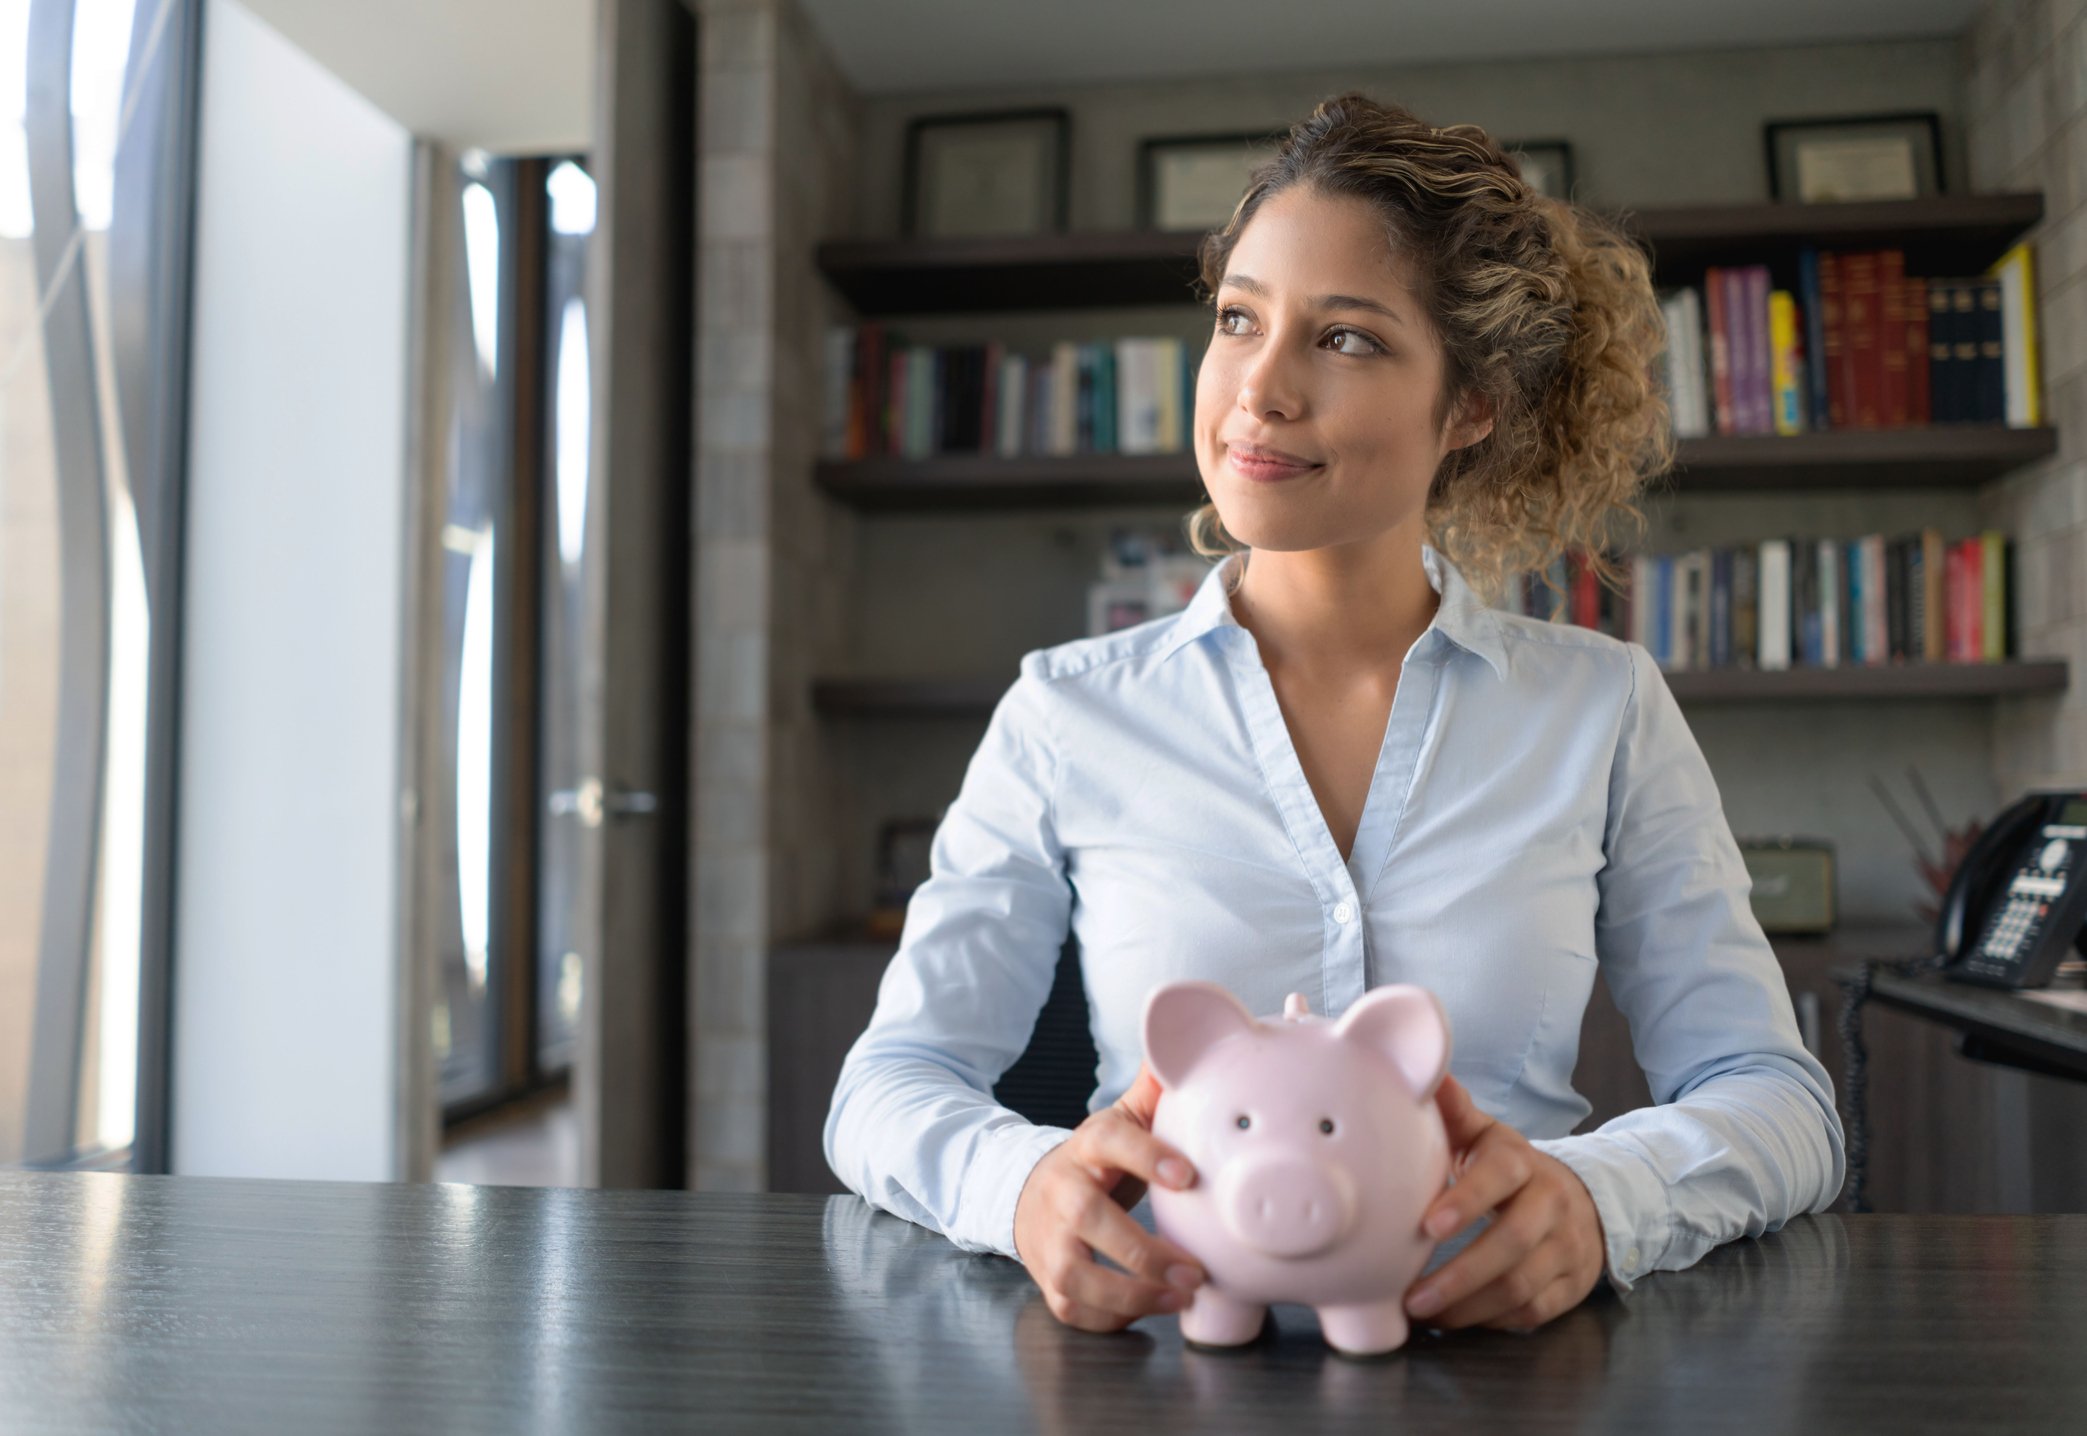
[{"x1": 1157, "y1": 543, "x2": 1508, "y2": 679}]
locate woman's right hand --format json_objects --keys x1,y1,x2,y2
[{"x1": 1011, "y1": 1059, "x2": 1208, "y2": 1333}]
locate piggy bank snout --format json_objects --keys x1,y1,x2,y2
[{"x1": 1216, "y1": 1156, "x2": 1358, "y2": 1260}]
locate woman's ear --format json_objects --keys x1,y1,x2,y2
[
  {"x1": 1449, "y1": 388, "x2": 1495, "y2": 451},
  {"x1": 1332, "y1": 985, "x2": 1451, "y2": 1099},
  {"x1": 1142, "y1": 981, "x2": 1258, "y2": 1089}
]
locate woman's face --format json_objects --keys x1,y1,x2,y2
[{"x1": 1194, "y1": 185, "x2": 1489, "y2": 554}]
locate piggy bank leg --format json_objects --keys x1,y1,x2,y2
[
  {"x1": 1316, "y1": 1299, "x2": 1411, "y2": 1358},
  {"x1": 1178, "y1": 1287, "x2": 1270, "y2": 1349}
]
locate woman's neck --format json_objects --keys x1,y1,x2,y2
[{"x1": 1229, "y1": 531, "x2": 1440, "y2": 680}]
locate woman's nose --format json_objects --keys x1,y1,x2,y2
[{"x1": 1237, "y1": 339, "x2": 1306, "y2": 419}]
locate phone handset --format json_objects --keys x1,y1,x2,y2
[{"x1": 1938, "y1": 789, "x2": 2087, "y2": 990}]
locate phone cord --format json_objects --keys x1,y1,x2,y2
[{"x1": 1833, "y1": 950, "x2": 1950, "y2": 1213}]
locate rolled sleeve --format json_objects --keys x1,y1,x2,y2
[
  {"x1": 823, "y1": 657, "x2": 1081, "y2": 1260},
  {"x1": 1529, "y1": 641, "x2": 1847, "y2": 1293}
]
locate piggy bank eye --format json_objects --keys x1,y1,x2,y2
[
  {"x1": 1235, "y1": 1114, "x2": 1251, "y2": 1130},
  {"x1": 1319, "y1": 1118, "x2": 1336, "y2": 1135}
]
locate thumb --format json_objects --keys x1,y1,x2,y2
[
  {"x1": 1433, "y1": 1071, "x2": 1496, "y2": 1151},
  {"x1": 1115, "y1": 1059, "x2": 1164, "y2": 1129}
]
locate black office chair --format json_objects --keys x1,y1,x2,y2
[{"x1": 992, "y1": 938, "x2": 1101, "y2": 1132}]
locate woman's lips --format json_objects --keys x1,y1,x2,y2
[{"x1": 1228, "y1": 446, "x2": 1323, "y2": 482}]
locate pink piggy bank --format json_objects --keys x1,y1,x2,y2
[{"x1": 1142, "y1": 980, "x2": 1453, "y2": 1357}]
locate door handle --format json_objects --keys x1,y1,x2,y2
[{"x1": 548, "y1": 777, "x2": 659, "y2": 828}]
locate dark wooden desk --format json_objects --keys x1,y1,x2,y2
[
  {"x1": 1865, "y1": 967, "x2": 2087, "y2": 1082},
  {"x1": 3, "y1": 1172, "x2": 2084, "y2": 1434}
]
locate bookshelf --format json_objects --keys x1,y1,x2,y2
[
  {"x1": 814, "y1": 426, "x2": 2061, "y2": 512},
  {"x1": 812, "y1": 660, "x2": 2070, "y2": 719},
  {"x1": 809, "y1": 190, "x2": 2064, "y2": 706},
  {"x1": 814, "y1": 193, "x2": 2046, "y2": 316}
]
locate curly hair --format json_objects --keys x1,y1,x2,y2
[{"x1": 1185, "y1": 92, "x2": 1675, "y2": 611}]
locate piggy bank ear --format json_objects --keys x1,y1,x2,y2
[
  {"x1": 1332, "y1": 985, "x2": 1451, "y2": 1100},
  {"x1": 1142, "y1": 981, "x2": 1258, "y2": 1088}
]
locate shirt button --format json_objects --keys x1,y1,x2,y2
[
  {"x1": 1333, "y1": 901, "x2": 1356, "y2": 924},
  {"x1": 1625, "y1": 1246, "x2": 1641, "y2": 1267}
]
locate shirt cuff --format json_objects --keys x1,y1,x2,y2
[
  {"x1": 970, "y1": 1122, "x2": 1079, "y2": 1263},
  {"x1": 1527, "y1": 1132, "x2": 1670, "y2": 1294}
]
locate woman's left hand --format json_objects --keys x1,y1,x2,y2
[{"x1": 1403, "y1": 1072, "x2": 1608, "y2": 1333}]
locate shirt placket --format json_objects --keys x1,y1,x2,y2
[{"x1": 1225, "y1": 631, "x2": 1445, "y2": 1017}]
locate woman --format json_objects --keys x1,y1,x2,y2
[{"x1": 824, "y1": 93, "x2": 1844, "y2": 1338}]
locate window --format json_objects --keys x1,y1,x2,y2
[{"x1": 1, "y1": 0, "x2": 198, "y2": 1171}]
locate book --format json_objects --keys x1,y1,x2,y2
[
  {"x1": 1770, "y1": 289, "x2": 1807, "y2": 435},
  {"x1": 1759, "y1": 539, "x2": 1792, "y2": 671},
  {"x1": 1987, "y1": 242, "x2": 2042, "y2": 427}
]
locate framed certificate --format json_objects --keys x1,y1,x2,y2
[
  {"x1": 1765, "y1": 112, "x2": 1944, "y2": 202},
  {"x1": 1501, "y1": 139, "x2": 1576, "y2": 201},
  {"x1": 1137, "y1": 129, "x2": 1287, "y2": 231},
  {"x1": 902, "y1": 108, "x2": 1070, "y2": 238}
]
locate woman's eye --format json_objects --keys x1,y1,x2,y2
[{"x1": 1213, "y1": 307, "x2": 1381, "y2": 357}]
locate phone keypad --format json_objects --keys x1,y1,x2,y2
[{"x1": 1966, "y1": 822, "x2": 2075, "y2": 979}]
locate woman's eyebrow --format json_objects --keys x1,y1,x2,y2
[{"x1": 1221, "y1": 272, "x2": 1408, "y2": 328}]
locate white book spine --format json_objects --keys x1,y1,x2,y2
[
  {"x1": 1115, "y1": 338, "x2": 1157, "y2": 454},
  {"x1": 1155, "y1": 338, "x2": 1184, "y2": 450},
  {"x1": 1050, "y1": 342, "x2": 1079, "y2": 455},
  {"x1": 1759, "y1": 540, "x2": 1791, "y2": 671},
  {"x1": 1995, "y1": 255, "x2": 2029, "y2": 427},
  {"x1": 997, "y1": 355, "x2": 1027, "y2": 457}
]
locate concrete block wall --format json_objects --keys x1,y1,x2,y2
[
  {"x1": 691, "y1": 0, "x2": 859, "y2": 1192},
  {"x1": 1970, "y1": 0, "x2": 2087, "y2": 789}
]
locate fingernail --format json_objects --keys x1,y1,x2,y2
[
  {"x1": 1166, "y1": 1264, "x2": 1203, "y2": 1292},
  {"x1": 1426, "y1": 1209, "x2": 1458, "y2": 1239},
  {"x1": 1158, "y1": 1158, "x2": 1192, "y2": 1188},
  {"x1": 1408, "y1": 1286, "x2": 1443, "y2": 1317}
]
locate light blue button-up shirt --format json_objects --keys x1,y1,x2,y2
[{"x1": 824, "y1": 543, "x2": 1846, "y2": 1293}]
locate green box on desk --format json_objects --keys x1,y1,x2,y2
[{"x1": 1738, "y1": 837, "x2": 1835, "y2": 933}]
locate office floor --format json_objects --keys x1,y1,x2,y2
[{"x1": 435, "y1": 1085, "x2": 580, "y2": 1187}]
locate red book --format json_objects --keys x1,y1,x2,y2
[
  {"x1": 1946, "y1": 538, "x2": 1985, "y2": 661},
  {"x1": 1880, "y1": 251, "x2": 1909, "y2": 426},
  {"x1": 1706, "y1": 266, "x2": 1735, "y2": 435},
  {"x1": 1845, "y1": 251, "x2": 1881, "y2": 428},
  {"x1": 1906, "y1": 276, "x2": 1930, "y2": 424},
  {"x1": 1572, "y1": 551, "x2": 1600, "y2": 628},
  {"x1": 886, "y1": 348, "x2": 907, "y2": 456},
  {"x1": 1819, "y1": 251, "x2": 1846, "y2": 428}
]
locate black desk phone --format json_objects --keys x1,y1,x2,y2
[{"x1": 1938, "y1": 788, "x2": 2087, "y2": 988}]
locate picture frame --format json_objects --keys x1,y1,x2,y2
[
  {"x1": 902, "y1": 107, "x2": 1070, "y2": 238},
  {"x1": 874, "y1": 818, "x2": 940, "y2": 909},
  {"x1": 1136, "y1": 129, "x2": 1288, "y2": 231},
  {"x1": 1500, "y1": 139, "x2": 1575, "y2": 201},
  {"x1": 1764, "y1": 112, "x2": 1944, "y2": 202}
]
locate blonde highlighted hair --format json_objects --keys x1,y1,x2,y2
[{"x1": 1186, "y1": 92, "x2": 1674, "y2": 609}]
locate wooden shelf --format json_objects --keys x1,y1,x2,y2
[
  {"x1": 813, "y1": 661, "x2": 2069, "y2": 718},
  {"x1": 812, "y1": 425, "x2": 2059, "y2": 511},
  {"x1": 816, "y1": 192, "x2": 2044, "y2": 316},
  {"x1": 1662, "y1": 660, "x2": 2067, "y2": 701}
]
